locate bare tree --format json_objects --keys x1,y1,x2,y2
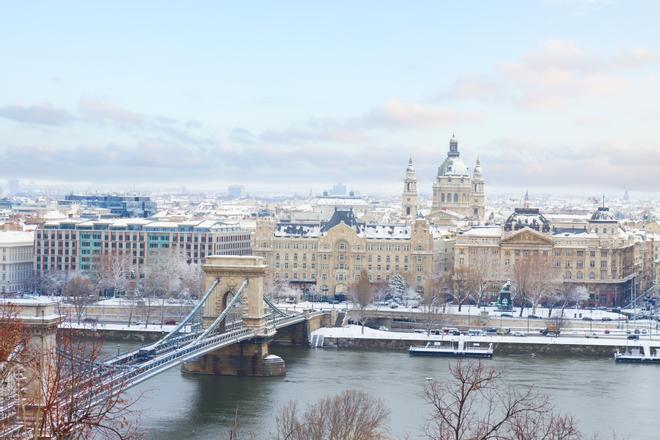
[
  {"x1": 465, "y1": 254, "x2": 496, "y2": 309},
  {"x1": 275, "y1": 390, "x2": 390, "y2": 440},
  {"x1": 31, "y1": 332, "x2": 140, "y2": 439},
  {"x1": 65, "y1": 273, "x2": 97, "y2": 324},
  {"x1": 424, "y1": 360, "x2": 580, "y2": 440},
  {"x1": 451, "y1": 267, "x2": 473, "y2": 312},
  {"x1": 350, "y1": 270, "x2": 374, "y2": 334},
  {"x1": 95, "y1": 253, "x2": 134, "y2": 299},
  {"x1": 43, "y1": 271, "x2": 68, "y2": 297},
  {"x1": 559, "y1": 286, "x2": 589, "y2": 318},
  {"x1": 511, "y1": 253, "x2": 561, "y2": 317},
  {"x1": 421, "y1": 276, "x2": 447, "y2": 336}
]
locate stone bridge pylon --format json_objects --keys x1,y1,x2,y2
[{"x1": 181, "y1": 255, "x2": 286, "y2": 376}]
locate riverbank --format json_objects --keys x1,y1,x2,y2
[{"x1": 312, "y1": 325, "x2": 660, "y2": 356}]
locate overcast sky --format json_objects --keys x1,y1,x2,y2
[{"x1": 1, "y1": 1, "x2": 659, "y2": 196}]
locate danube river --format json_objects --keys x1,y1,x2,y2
[{"x1": 114, "y1": 344, "x2": 659, "y2": 439}]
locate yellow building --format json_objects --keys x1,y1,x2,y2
[
  {"x1": 454, "y1": 206, "x2": 642, "y2": 307},
  {"x1": 253, "y1": 209, "x2": 453, "y2": 297}
]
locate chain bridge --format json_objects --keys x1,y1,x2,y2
[{"x1": 1, "y1": 256, "x2": 334, "y2": 438}]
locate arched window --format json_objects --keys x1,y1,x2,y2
[
  {"x1": 565, "y1": 271, "x2": 572, "y2": 279},
  {"x1": 589, "y1": 272, "x2": 595, "y2": 280},
  {"x1": 441, "y1": 193, "x2": 445, "y2": 202},
  {"x1": 576, "y1": 271, "x2": 583, "y2": 280},
  {"x1": 406, "y1": 207, "x2": 411, "y2": 215},
  {"x1": 453, "y1": 193, "x2": 458, "y2": 202}
]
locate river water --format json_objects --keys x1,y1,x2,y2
[{"x1": 112, "y1": 344, "x2": 659, "y2": 439}]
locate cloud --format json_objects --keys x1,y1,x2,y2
[
  {"x1": 259, "y1": 100, "x2": 483, "y2": 145},
  {"x1": 357, "y1": 100, "x2": 483, "y2": 128},
  {"x1": 435, "y1": 78, "x2": 508, "y2": 102},
  {"x1": 480, "y1": 137, "x2": 660, "y2": 190},
  {"x1": 436, "y1": 40, "x2": 660, "y2": 110},
  {"x1": 498, "y1": 40, "x2": 660, "y2": 109},
  {"x1": 0, "y1": 104, "x2": 74, "y2": 126},
  {"x1": 79, "y1": 98, "x2": 145, "y2": 126}
]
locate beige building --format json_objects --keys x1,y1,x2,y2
[
  {"x1": 253, "y1": 209, "x2": 453, "y2": 297},
  {"x1": 0, "y1": 231, "x2": 34, "y2": 294},
  {"x1": 430, "y1": 135, "x2": 485, "y2": 224},
  {"x1": 453, "y1": 206, "x2": 642, "y2": 307}
]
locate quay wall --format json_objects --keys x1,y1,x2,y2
[
  {"x1": 320, "y1": 336, "x2": 632, "y2": 356},
  {"x1": 59, "y1": 327, "x2": 166, "y2": 342}
]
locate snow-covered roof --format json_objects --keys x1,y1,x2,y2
[
  {"x1": 0, "y1": 231, "x2": 34, "y2": 245},
  {"x1": 462, "y1": 226, "x2": 502, "y2": 238},
  {"x1": 363, "y1": 224, "x2": 410, "y2": 239},
  {"x1": 275, "y1": 223, "x2": 322, "y2": 238}
]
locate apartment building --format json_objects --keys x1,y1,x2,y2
[{"x1": 34, "y1": 219, "x2": 251, "y2": 276}]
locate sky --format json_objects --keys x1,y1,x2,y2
[{"x1": 1, "y1": 1, "x2": 659, "y2": 196}]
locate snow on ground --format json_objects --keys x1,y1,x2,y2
[
  {"x1": 312, "y1": 325, "x2": 660, "y2": 347},
  {"x1": 95, "y1": 297, "x2": 193, "y2": 307},
  {"x1": 277, "y1": 301, "x2": 631, "y2": 320},
  {"x1": 61, "y1": 321, "x2": 176, "y2": 332}
]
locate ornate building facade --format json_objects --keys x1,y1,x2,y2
[
  {"x1": 453, "y1": 206, "x2": 641, "y2": 307},
  {"x1": 430, "y1": 135, "x2": 485, "y2": 224},
  {"x1": 253, "y1": 209, "x2": 454, "y2": 297}
]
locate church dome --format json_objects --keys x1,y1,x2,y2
[
  {"x1": 437, "y1": 134, "x2": 469, "y2": 177},
  {"x1": 437, "y1": 157, "x2": 469, "y2": 177}
]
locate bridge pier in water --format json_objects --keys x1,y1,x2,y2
[{"x1": 182, "y1": 256, "x2": 286, "y2": 377}]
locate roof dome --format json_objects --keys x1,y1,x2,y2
[
  {"x1": 589, "y1": 207, "x2": 617, "y2": 223},
  {"x1": 437, "y1": 134, "x2": 469, "y2": 177},
  {"x1": 504, "y1": 207, "x2": 550, "y2": 233}
]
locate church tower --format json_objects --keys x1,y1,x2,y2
[
  {"x1": 402, "y1": 155, "x2": 418, "y2": 219},
  {"x1": 471, "y1": 155, "x2": 485, "y2": 219}
]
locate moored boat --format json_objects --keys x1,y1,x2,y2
[
  {"x1": 409, "y1": 339, "x2": 494, "y2": 358},
  {"x1": 614, "y1": 343, "x2": 660, "y2": 364}
]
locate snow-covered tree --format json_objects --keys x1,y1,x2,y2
[{"x1": 388, "y1": 273, "x2": 408, "y2": 302}]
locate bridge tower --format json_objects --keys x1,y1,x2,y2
[{"x1": 182, "y1": 256, "x2": 286, "y2": 376}]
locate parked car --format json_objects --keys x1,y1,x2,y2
[
  {"x1": 388, "y1": 302, "x2": 399, "y2": 309},
  {"x1": 164, "y1": 319, "x2": 177, "y2": 325},
  {"x1": 512, "y1": 331, "x2": 525, "y2": 337},
  {"x1": 527, "y1": 315, "x2": 541, "y2": 319},
  {"x1": 601, "y1": 317, "x2": 612, "y2": 321},
  {"x1": 627, "y1": 334, "x2": 639, "y2": 340},
  {"x1": 485, "y1": 327, "x2": 498, "y2": 335},
  {"x1": 496, "y1": 328, "x2": 510, "y2": 336},
  {"x1": 500, "y1": 313, "x2": 513, "y2": 318},
  {"x1": 581, "y1": 317, "x2": 593, "y2": 321},
  {"x1": 585, "y1": 332, "x2": 599, "y2": 338}
]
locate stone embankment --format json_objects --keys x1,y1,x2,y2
[{"x1": 313, "y1": 325, "x2": 660, "y2": 357}]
